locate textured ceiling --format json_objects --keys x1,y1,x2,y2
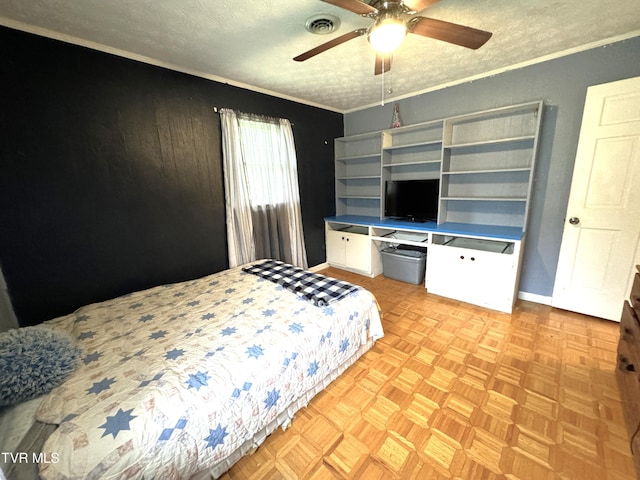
[{"x1": 1, "y1": 0, "x2": 639, "y2": 112}]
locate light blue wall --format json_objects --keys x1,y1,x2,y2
[{"x1": 344, "y1": 36, "x2": 640, "y2": 298}]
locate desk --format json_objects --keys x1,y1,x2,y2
[{"x1": 325, "y1": 215, "x2": 525, "y2": 313}]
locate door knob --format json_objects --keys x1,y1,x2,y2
[{"x1": 569, "y1": 217, "x2": 580, "y2": 225}]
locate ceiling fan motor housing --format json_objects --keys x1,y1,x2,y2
[{"x1": 367, "y1": 1, "x2": 415, "y2": 18}]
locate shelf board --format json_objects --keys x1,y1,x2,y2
[
  {"x1": 337, "y1": 225, "x2": 369, "y2": 235},
  {"x1": 337, "y1": 194, "x2": 381, "y2": 200},
  {"x1": 441, "y1": 236, "x2": 514, "y2": 253},
  {"x1": 383, "y1": 140, "x2": 442, "y2": 151},
  {"x1": 382, "y1": 159, "x2": 441, "y2": 168},
  {"x1": 444, "y1": 135, "x2": 535, "y2": 149},
  {"x1": 442, "y1": 167, "x2": 532, "y2": 175},
  {"x1": 441, "y1": 196, "x2": 527, "y2": 202},
  {"x1": 336, "y1": 131, "x2": 381, "y2": 142},
  {"x1": 336, "y1": 153, "x2": 381, "y2": 162},
  {"x1": 336, "y1": 175, "x2": 381, "y2": 180},
  {"x1": 383, "y1": 119, "x2": 444, "y2": 134},
  {"x1": 445, "y1": 101, "x2": 541, "y2": 124},
  {"x1": 372, "y1": 230, "x2": 429, "y2": 244}
]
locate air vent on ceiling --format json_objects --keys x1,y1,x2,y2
[{"x1": 305, "y1": 14, "x2": 341, "y2": 35}]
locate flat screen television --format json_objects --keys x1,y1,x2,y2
[{"x1": 384, "y1": 179, "x2": 440, "y2": 222}]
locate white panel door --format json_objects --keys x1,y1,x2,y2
[{"x1": 552, "y1": 76, "x2": 640, "y2": 321}]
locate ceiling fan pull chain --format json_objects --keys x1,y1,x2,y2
[{"x1": 381, "y1": 56, "x2": 385, "y2": 106}]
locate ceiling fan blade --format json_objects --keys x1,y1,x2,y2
[
  {"x1": 293, "y1": 29, "x2": 367, "y2": 62},
  {"x1": 402, "y1": 0, "x2": 440, "y2": 13},
  {"x1": 321, "y1": 0, "x2": 378, "y2": 15},
  {"x1": 374, "y1": 53, "x2": 391, "y2": 75},
  {"x1": 409, "y1": 17, "x2": 492, "y2": 49}
]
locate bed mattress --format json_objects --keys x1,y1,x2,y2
[{"x1": 9, "y1": 263, "x2": 382, "y2": 479}]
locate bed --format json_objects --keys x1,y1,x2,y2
[{"x1": 1, "y1": 260, "x2": 383, "y2": 479}]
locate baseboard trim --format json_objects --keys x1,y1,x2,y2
[
  {"x1": 518, "y1": 291, "x2": 553, "y2": 306},
  {"x1": 309, "y1": 262, "x2": 329, "y2": 273}
]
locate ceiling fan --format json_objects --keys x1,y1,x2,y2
[{"x1": 293, "y1": 0, "x2": 492, "y2": 75}]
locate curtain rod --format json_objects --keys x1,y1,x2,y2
[{"x1": 212, "y1": 107, "x2": 293, "y2": 126}]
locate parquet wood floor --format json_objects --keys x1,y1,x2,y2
[{"x1": 220, "y1": 268, "x2": 637, "y2": 480}]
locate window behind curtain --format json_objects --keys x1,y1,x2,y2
[{"x1": 237, "y1": 117, "x2": 290, "y2": 206}]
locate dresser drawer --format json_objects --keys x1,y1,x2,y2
[
  {"x1": 631, "y1": 271, "x2": 640, "y2": 310},
  {"x1": 618, "y1": 278, "x2": 640, "y2": 480},
  {"x1": 619, "y1": 301, "x2": 640, "y2": 374},
  {"x1": 620, "y1": 301, "x2": 640, "y2": 349}
]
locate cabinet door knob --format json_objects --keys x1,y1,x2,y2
[
  {"x1": 569, "y1": 217, "x2": 580, "y2": 225},
  {"x1": 460, "y1": 255, "x2": 464, "y2": 260},
  {"x1": 471, "y1": 257, "x2": 476, "y2": 261}
]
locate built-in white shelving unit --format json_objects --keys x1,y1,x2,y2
[
  {"x1": 439, "y1": 102, "x2": 543, "y2": 229},
  {"x1": 335, "y1": 132, "x2": 382, "y2": 217},
  {"x1": 327, "y1": 101, "x2": 544, "y2": 313},
  {"x1": 334, "y1": 101, "x2": 543, "y2": 230},
  {"x1": 381, "y1": 120, "x2": 443, "y2": 217}
]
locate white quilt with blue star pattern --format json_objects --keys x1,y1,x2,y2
[{"x1": 35, "y1": 263, "x2": 383, "y2": 479}]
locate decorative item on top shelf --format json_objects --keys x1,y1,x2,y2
[{"x1": 391, "y1": 103, "x2": 402, "y2": 128}]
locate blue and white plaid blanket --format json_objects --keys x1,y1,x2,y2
[{"x1": 243, "y1": 260, "x2": 361, "y2": 307}]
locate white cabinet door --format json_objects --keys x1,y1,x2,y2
[
  {"x1": 326, "y1": 229, "x2": 347, "y2": 266},
  {"x1": 325, "y1": 228, "x2": 372, "y2": 275},
  {"x1": 427, "y1": 244, "x2": 470, "y2": 300},
  {"x1": 427, "y1": 243, "x2": 516, "y2": 313},
  {"x1": 470, "y1": 250, "x2": 515, "y2": 311},
  {"x1": 344, "y1": 232, "x2": 371, "y2": 273}
]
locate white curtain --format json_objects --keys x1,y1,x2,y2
[{"x1": 219, "y1": 109, "x2": 308, "y2": 269}]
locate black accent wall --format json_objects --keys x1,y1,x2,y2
[{"x1": 0, "y1": 26, "x2": 342, "y2": 326}]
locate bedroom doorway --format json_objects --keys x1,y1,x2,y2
[{"x1": 552, "y1": 76, "x2": 640, "y2": 321}]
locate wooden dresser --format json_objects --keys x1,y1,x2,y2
[{"x1": 617, "y1": 265, "x2": 640, "y2": 478}]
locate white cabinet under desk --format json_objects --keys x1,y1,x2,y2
[
  {"x1": 325, "y1": 216, "x2": 524, "y2": 313},
  {"x1": 325, "y1": 222, "x2": 382, "y2": 277},
  {"x1": 426, "y1": 235, "x2": 522, "y2": 313}
]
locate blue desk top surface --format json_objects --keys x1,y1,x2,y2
[{"x1": 324, "y1": 215, "x2": 524, "y2": 241}]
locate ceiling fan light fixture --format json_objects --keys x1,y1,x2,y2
[{"x1": 368, "y1": 17, "x2": 407, "y2": 53}]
